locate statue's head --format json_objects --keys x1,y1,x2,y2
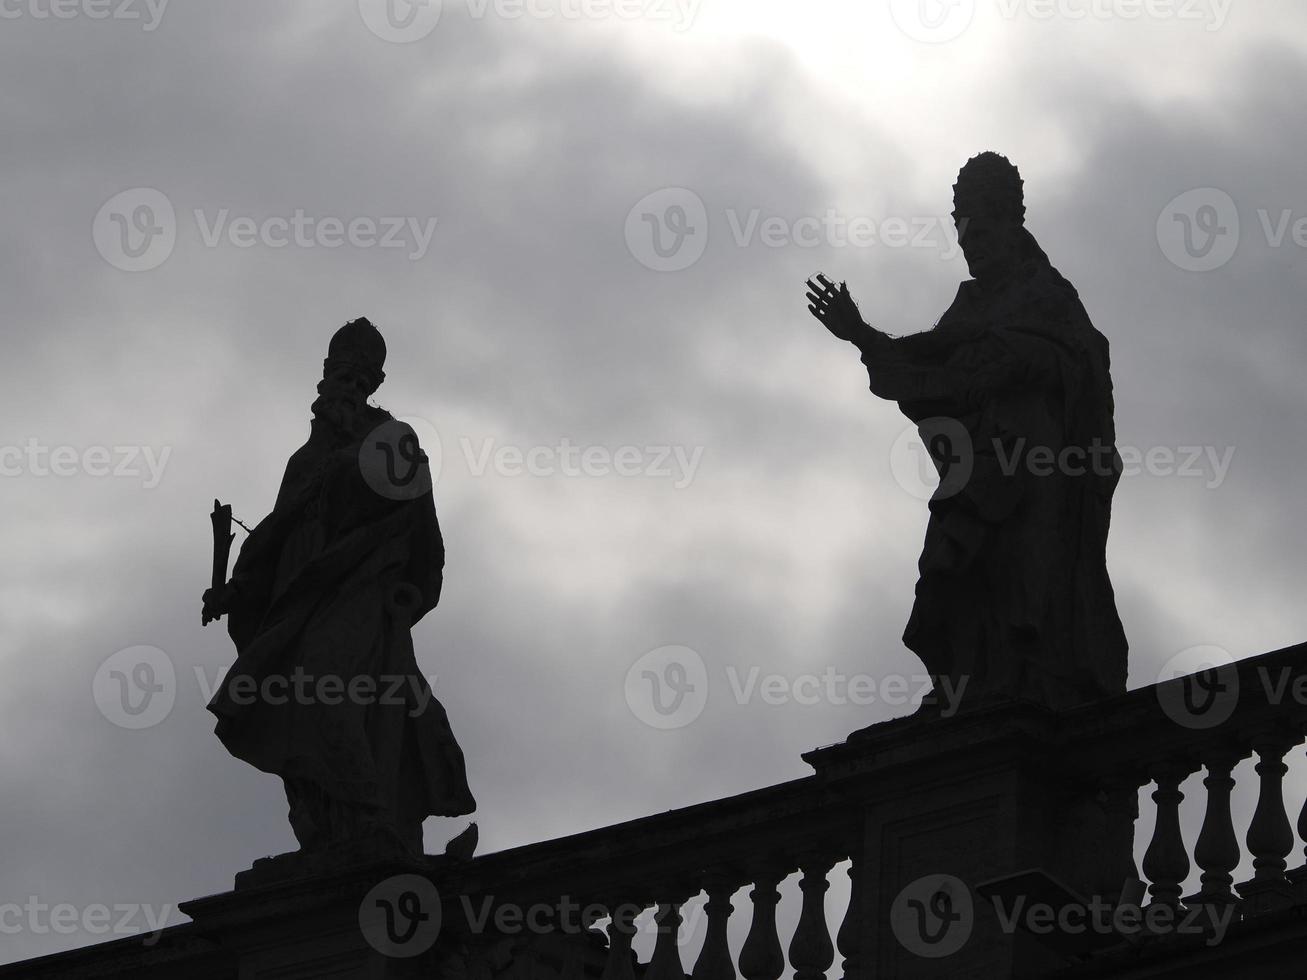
[
  {"x1": 952, "y1": 152, "x2": 1025, "y2": 282},
  {"x1": 312, "y1": 317, "x2": 387, "y2": 432}
]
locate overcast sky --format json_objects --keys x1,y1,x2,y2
[{"x1": 2, "y1": 0, "x2": 1306, "y2": 968}]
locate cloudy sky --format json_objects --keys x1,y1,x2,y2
[{"x1": 2, "y1": 0, "x2": 1306, "y2": 968}]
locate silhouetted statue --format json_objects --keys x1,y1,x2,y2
[
  {"x1": 201, "y1": 318, "x2": 474, "y2": 858},
  {"x1": 807, "y1": 152, "x2": 1127, "y2": 712}
]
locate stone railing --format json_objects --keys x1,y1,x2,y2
[
  {"x1": 432, "y1": 642, "x2": 1307, "y2": 978},
  {"x1": 1047, "y1": 641, "x2": 1307, "y2": 976},
  {"x1": 434, "y1": 775, "x2": 866, "y2": 979},
  {"x1": 1059, "y1": 642, "x2": 1307, "y2": 910},
  {"x1": 8, "y1": 643, "x2": 1307, "y2": 978}
]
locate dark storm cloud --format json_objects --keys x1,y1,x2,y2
[{"x1": 2, "y1": 0, "x2": 1306, "y2": 964}]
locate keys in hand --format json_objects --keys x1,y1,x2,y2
[{"x1": 806, "y1": 273, "x2": 867, "y2": 343}]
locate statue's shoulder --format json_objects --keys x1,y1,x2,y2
[
  {"x1": 1025, "y1": 257, "x2": 1080, "y2": 301},
  {"x1": 363, "y1": 405, "x2": 395, "y2": 426},
  {"x1": 1014, "y1": 260, "x2": 1094, "y2": 330},
  {"x1": 360, "y1": 408, "x2": 435, "y2": 450}
]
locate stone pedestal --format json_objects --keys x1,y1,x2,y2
[
  {"x1": 805, "y1": 701, "x2": 1136, "y2": 979},
  {"x1": 180, "y1": 853, "x2": 447, "y2": 980},
  {"x1": 1234, "y1": 876, "x2": 1295, "y2": 917}
]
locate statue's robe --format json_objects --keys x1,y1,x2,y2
[
  {"x1": 860, "y1": 231, "x2": 1127, "y2": 710},
  {"x1": 207, "y1": 406, "x2": 474, "y2": 852}
]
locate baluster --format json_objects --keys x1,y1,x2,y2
[
  {"x1": 1298, "y1": 749, "x2": 1307, "y2": 869},
  {"x1": 1100, "y1": 778, "x2": 1145, "y2": 898},
  {"x1": 1191, "y1": 753, "x2": 1240, "y2": 907},
  {"x1": 1238, "y1": 735, "x2": 1298, "y2": 913},
  {"x1": 600, "y1": 901, "x2": 641, "y2": 980},
  {"x1": 788, "y1": 857, "x2": 835, "y2": 980},
  {"x1": 738, "y1": 867, "x2": 786, "y2": 980},
  {"x1": 1141, "y1": 765, "x2": 1193, "y2": 908},
  {"x1": 1293, "y1": 738, "x2": 1307, "y2": 898},
  {"x1": 646, "y1": 901, "x2": 687, "y2": 980},
  {"x1": 691, "y1": 876, "x2": 737, "y2": 980},
  {"x1": 836, "y1": 857, "x2": 866, "y2": 980},
  {"x1": 1246, "y1": 738, "x2": 1295, "y2": 882}
]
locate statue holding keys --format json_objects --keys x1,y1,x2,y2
[
  {"x1": 201, "y1": 317, "x2": 474, "y2": 859},
  {"x1": 807, "y1": 152, "x2": 1128, "y2": 713}
]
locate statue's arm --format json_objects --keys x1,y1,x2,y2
[{"x1": 854, "y1": 327, "x2": 972, "y2": 405}]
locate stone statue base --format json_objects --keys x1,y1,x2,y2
[
  {"x1": 234, "y1": 842, "x2": 446, "y2": 892},
  {"x1": 183, "y1": 854, "x2": 442, "y2": 979}
]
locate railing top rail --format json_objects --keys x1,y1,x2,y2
[
  {"x1": 443, "y1": 773, "x2": 854, "y2": 901},
  {"x1": 1057, "y1": 640, "x2": 1307, "y2": 778},
  {"x1": 803, "y1": 642, "x2": 1307, "y2": 783}
]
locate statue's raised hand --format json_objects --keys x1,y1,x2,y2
[{"x1": 806, "y1": 273, "x2": 868, "y2": 344}]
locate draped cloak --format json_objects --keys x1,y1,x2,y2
[
  {"x1": 206, "y1": 407, "x2": 475, "y2": 845},
  {"x1": 860, "y1": 232, "x2": 1127, "y2": 710}
]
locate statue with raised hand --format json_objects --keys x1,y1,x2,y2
[{"x1": 807, "y1": 153, "x2": 1127, "y2": 714}]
